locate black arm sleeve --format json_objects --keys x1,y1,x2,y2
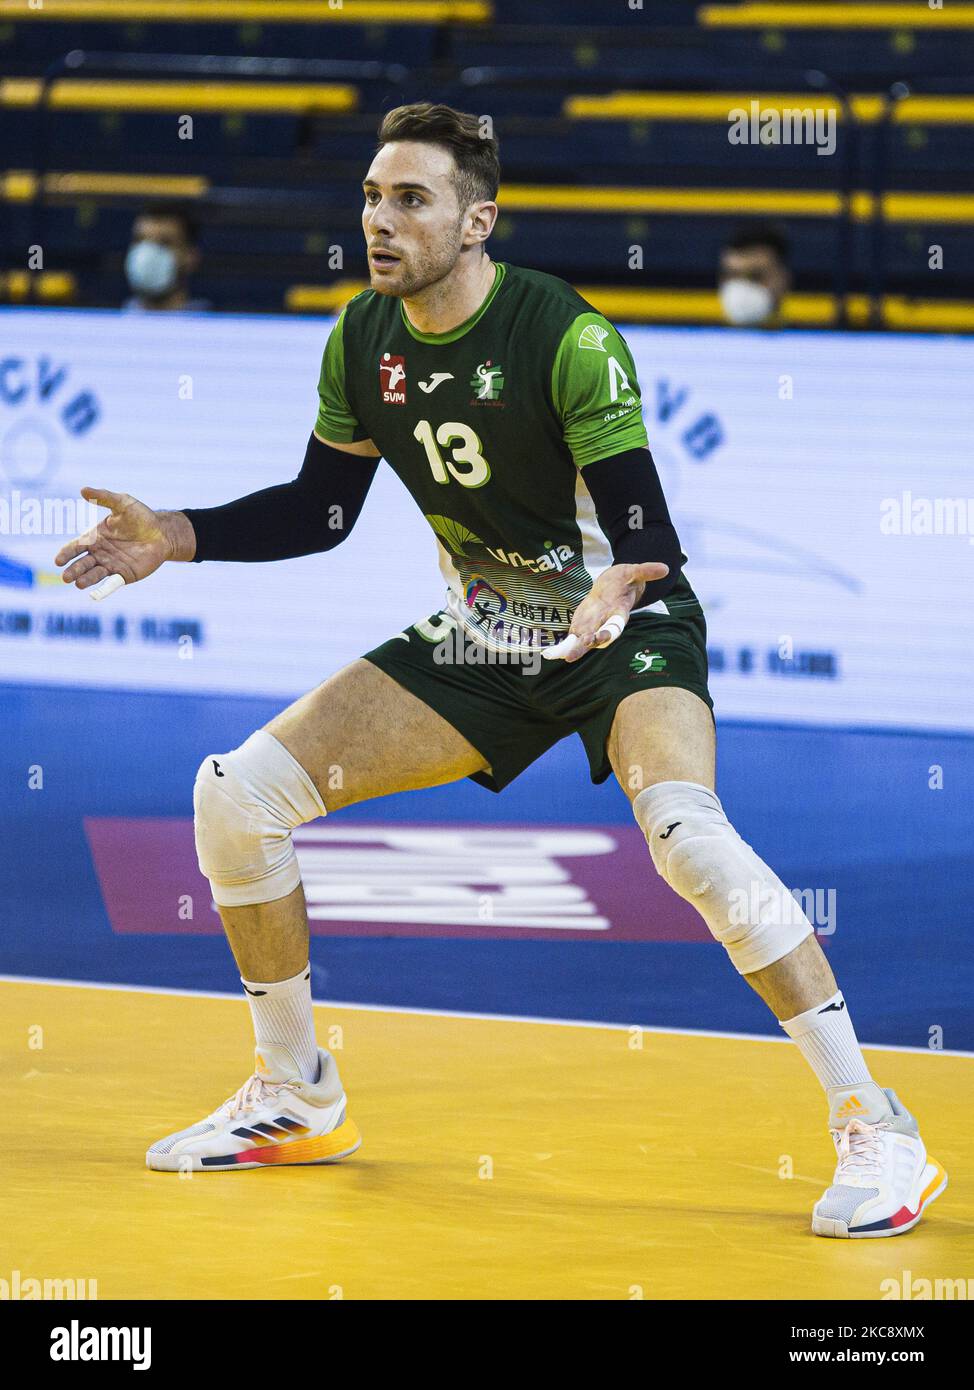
[
  {"x1": 181, "y1": 433, "x2": 379, "y2": 563},
  {"x1": 582, "y1": 446, "x2": 683, "y2": 607}
]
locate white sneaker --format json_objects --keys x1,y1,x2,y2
[
  {"x1": 812, "y1": 1084, "x2": 947, "y2": 1238},
  {"x1": 147, "y1": 1043, "x2": 361, "y2": 1172}
]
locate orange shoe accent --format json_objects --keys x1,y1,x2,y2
[
  {"x1": 835, "y1": 1094, "x2": 865, "y2": 1119},
  {"x1": 919, "y1": 1160, "x2": 946, "y2": 1207},
  {"x1": 249, "y1": 1118, "x2": 360, "y2": 1165}
]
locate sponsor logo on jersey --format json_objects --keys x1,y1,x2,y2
[
  {"x1": 470, "y1": 359, "x2": 505, "y2": 403},
  {"x1": 603, "y1": 397, "x2": 639, "y2": 423},
  {"x1": 465, "y1": 575, "x2": 509, "y2": 620},
  {"x1": 629, "y1": 649, "x2": 667, "y2": 675},
  {"x1": 418, "y1": 372, "x2": 454, "y2": 393},
  {"x1": 379, "y1": 352, "x2": 407, "y2": 404},
  {"x1": 578, "y1": 323, "x2": 609, "y2": 352},
  {"x1": 484, "y1": 540, "x2": 578, "y2": 575}
]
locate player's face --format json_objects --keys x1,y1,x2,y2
[{"x1": 361, "y1": 141, "x2": 470, "y2": 297}]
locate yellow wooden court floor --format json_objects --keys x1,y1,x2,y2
[{"x1": 2, "y1": 979, "x2": 971, "y2": 1301}]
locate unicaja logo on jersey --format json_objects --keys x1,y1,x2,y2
[
  {"x1": 578, "y1": 323, "x2": 609, "y2": 352},
  {"x1": 470, "y1": 360, "x2": 505, "y2": 402},
  {"x1": 379, "y1": 353, "x2": 407, "y2": 404},
  {"x1": 485, "y1": 540, "x2": 578, "y2": 575}
]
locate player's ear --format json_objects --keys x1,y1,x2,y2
[{"x1": 465, "y1": 201, "x2": 497, "y2": 247}]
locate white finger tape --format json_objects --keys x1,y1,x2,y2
[
  {"x1": 592, "y1": 612, "x2": 627, "y2": 648},
  {"x1": 542, "y1": 632, "x2": 584, "y2": 661},
  {"x1": 88, "y1": 573, "x2": 125, "y2": 601}
]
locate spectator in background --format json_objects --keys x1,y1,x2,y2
[
  {"x1": 123, "y1": 201, "x2": 211, "y2": 312},
  {"x1": 718, "y1": 223, "x2": 791, "y2": 327}
]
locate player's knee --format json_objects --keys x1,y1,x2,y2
[
  {"x1": 193, "y1": 728, "x2": 326, "y2": 908},
  {"x1": 633, "y1": 780, "x2": 812, "y2": 973}
]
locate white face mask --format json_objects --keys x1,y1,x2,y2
[
  {"x1": 719, "y1": 276, "x2": 775, "y2": 327},
  {"x1": 125, "y1": 240, "x2": 178, "y2": 298}
]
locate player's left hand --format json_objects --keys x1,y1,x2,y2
[{"x1": 541, "y1": 562, "x2": 669, "y2": 663}]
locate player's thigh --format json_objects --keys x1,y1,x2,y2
[
  {"x1": 264, "y1": 657, "x2": 489, "y2": 812},
  {"x1": 607, "y1": 686, "x2": 716, "y2": 801}
]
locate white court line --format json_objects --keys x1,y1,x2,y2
[{"x1": 1, "y1": 972, "x2": 971, "y2": 1058}]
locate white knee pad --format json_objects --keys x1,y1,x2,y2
[
  {"x1": 194, "y1": 729, "x2": 327, "y2": 908},
  {"x1": 633, "y1": 780, "x2": 812, "y2": 975}
]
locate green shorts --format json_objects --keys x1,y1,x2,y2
[{"x1": 362, "y1": 607, "x2": 713, "y2": 794}]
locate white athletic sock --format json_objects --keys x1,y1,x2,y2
[
  {"x1": 241, "y1": 963, "x2": 320, "y2": 1083},
  {"x1": 779, "y1": 990, "x2": 872, "y2": 1094}
]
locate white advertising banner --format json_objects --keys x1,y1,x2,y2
[{"x1": 1, "y1": 308, "x2": 972, "y2": 731}]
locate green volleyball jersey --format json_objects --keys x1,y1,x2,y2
[{"x1": 316, "y1": 260, "x2": 701, "y2": 653}]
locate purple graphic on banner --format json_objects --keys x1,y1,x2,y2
[{"x1": 83, "y1": 817, "x2": 713, "y2": 943}]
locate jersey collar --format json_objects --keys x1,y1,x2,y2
[{"x1": 398, "y1": 261, "x2": 506, "y2": 344}]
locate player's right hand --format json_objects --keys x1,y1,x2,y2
[{"x1": 55, "y1": 487, "x2": 176, "y2": 597}]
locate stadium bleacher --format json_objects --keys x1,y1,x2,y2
[{"x1": 2, "y1": 0, "x2": 973, "y2": 327}]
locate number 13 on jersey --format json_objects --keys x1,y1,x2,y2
[{"x1": 413, "y1": 419, "x2": 491, "y2": 489}]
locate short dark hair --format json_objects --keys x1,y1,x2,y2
[
  {"x1": 376, "y1": 102, "x2": 500, "y2": 211},
  {"x1": 724, "y1": 222, "x2": 790, "y2": 264},
  {"x1": 136, "y1": 200, "x2": 200, "y2": 247}
]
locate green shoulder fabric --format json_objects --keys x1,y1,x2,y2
[
  {"x1": 550, "y1": 311, "x2": 648, "y2": 468},
  {"x1": 315, "y1": 304, "x2": 371, "y2": 443}
]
